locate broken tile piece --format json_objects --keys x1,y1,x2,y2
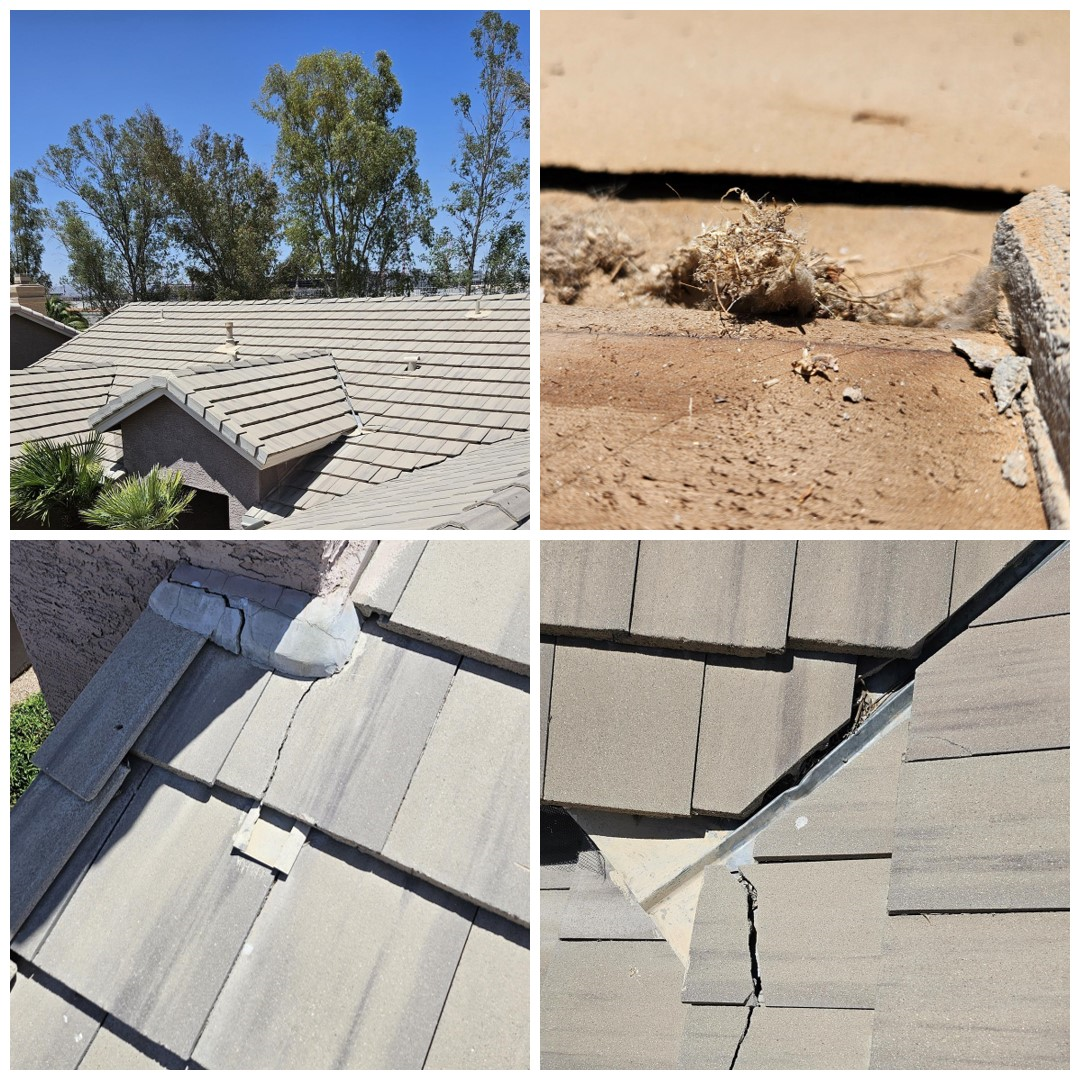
[
  {"x1": 544, "y1": 641, "x2": 704, "y2": 816},
  {"x1": 559, "y1": 850, "x2": 662, "y2": 940},
  {"x1": 788, "y1": 540, "x2": 954, "y2": 656},
  {"x1": 34, "y1": 609, "x2": 206, "y2": 801},
  {"x1": 694, "y1": 651, "x2": 857, "y2": 817},
  {"x1": 949, "y1": 539, "x2": 1030, "y2": 612},
  {"x1": 677, "y1": 1005, "x2": 748, "y2": 1069},
  {"x1": 233, "y1": 806, "x2": 309, "y2": 876},
  {"x1": 539, "y1": 539, "x2": 638, "y2": 636},
  {"x1": 971, "y1": 543, "x2": 1068, "y2": 625},
  {"x1": 383, "y1": 659, "x2": 529, "y2": 925},
  {"x1": 681, "y1": 865, "x2": 756, "y2": 1005},
  {"x1": 907, "y1": 615, "x2": 1069, "y2": 760},
  {"x1": 425, "y1": 910, "x2": 529, "y2": 1069},
  {"x1": 888, "y1": 749, "x2": 1068, "y2": 912},
  {"x1": 754, "y1": 719, "x2": 908, "y2": 860},
  {"x1": 871, "y1": 912, "x2": 1068, "y2": 1068},
  {"x1": 10, "y1": 976, "x2": 103, "y2": 1069},
  {"x1": 193, "y1": 832, "x2": 474, "y2": 1069},
  {"x1": 541, "y1": 940, "x2": 687, "y2": 1070},
  {"x1": 631, "y1": 540, "x2": 796, "y2": 653},
  {"x1": 734, "y1": 1005, "x2": 874, "y2": 1069}
]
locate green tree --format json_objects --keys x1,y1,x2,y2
[
  {"x1": 51, "y1": 203, "x2": 129, "y2": 315},
  {"x1": 45, "y1": 295, "x2": 88, "y2": 330},
  {"x1": 40, "y1": 110, "x2": 179, "y2": 301},
  {"x1": 435, "y1": 12, "x2": 529, "y2": 293},
  {"x1": 155, "y1": 127, "x2": 281, "y2": 299},
  {"x1": 10, "y1": 169, "x2": 50, "y2": 287},
  {"x1": 256, "y1": 49, "x2": 433, "y2": 297},
  {"x1": 10, "y1": 434, "x2": 109, "y2": 528},
  {"x1": 481, "y1": 220, "x2": 529, "y2": 292},
  {"x1": 81, "y1": 466, "x2": 194, "y2": 530}
]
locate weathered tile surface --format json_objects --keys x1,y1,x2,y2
[
  {"x1": 135, "y1": 645, "x2": 270, "y2": 784},
  {"x1": 972, "y1": 543, "x2": 1069, "y2": 625},
  {"x1": 907, "y1": 616, "x2": 1069, "y2": 760},
  {"x1": 352, "y1": 539, "x2": 427, "y2": 615},
  {"x1": 425, "y1": 910, "x2": 529, "y2": 1069},
  {"x1": 544, "y1": 641, "x2": 704, "y2": 816},
  {"x1": 540, "y1": 640, "x2": 554, "y2": 792},
  {"x1": 10, "y1": 765, "x2": 128, "y2": 938},
  {"x1": 34, "y1": 610, "x2": 206, "y2": 800},
  {"x1": 888, "y1": 749, "x2": 1068, "y2": 912},
  {"x1": 748, "y1": 858, "x2": 891, "y2": 1008},
  {"x1": 33, "y1": 769, "x2": 273, "y2": 1059},
  {"x1": 694, "y1": 651, "x2": 856, "y2": 816},
  {"x1": 193, "y1": 832, "x2": 474, "y2": 1069},
  {"x1": 559, "y1": 850, "x2": 662, "y2": 940},
  {"x1": 264, "y1": 628, "x2": 456, "y2": 852},
  {"x1": 949, "y1": 539, "x2": 1030, "y2": 612},
  {"x1": 788, "y1": 540, "x2": 954, "y2": 656},
  {"x1": 386, "y1": 539, "x2": 528, "y2": 674},
  {"x1": 383, "y1": 660, "x2": 529, "y2": 924},
  {"x1": 871, "y1": 911, "x2": 1069, "y2": 1068},
  {"x1": 734, "y1": 1006, "x2": 874, "y2": 1069},
  {"x1": 677, "y1": 1005, "x2": 748, "y2": 1069},
  {"x1": 9, "y1": 976, "x2": 103, "y2": 1069},
  {"x1": 681, "y1": 865, "x2": 756, "y2": 1005},
  {"x1": 631, "y1": 540, "x2": 796, "y2": 653},
  {"x1": 79, "y1": 1019, "x2": 168, "y2": 1070},
  {"x1": 541, "y1": 889, "x2": 570, "y2": 980},
  {"x1": 541, "y1": 940, "x2": 688, "y2": 1069},
  {"x1": 754, "y1": 720, "x2": 908, "y2": 859},
  {"x1": 539, "y1": 539, "x2": 638, "y2": 635}
]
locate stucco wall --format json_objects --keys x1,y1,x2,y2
[
  {"x1": 10, "y1": 315, "x2": 71, "y2": 369},
  {"x1": 10, "y1": 539, "x2": 373, "y2": 719}
]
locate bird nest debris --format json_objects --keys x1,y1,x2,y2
[{"x1": 540, "y1": 205, "x2": 641, "y2": 304}]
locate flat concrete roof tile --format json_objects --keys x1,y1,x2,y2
[
  {"x1": 677, "y1": 1005, "x2": 748, "y2": 1069},
  {"x1": 735, "y1": 1005, "x2": 874, "y2": 1069},
  {"x1": 78, "y1": 1018, "x2": 169, "y2": 1070},
  {"x1": 9, "y1": 976, "x2": 103, "y2": 1069},
  {"x1": 682, "y1": 865, "x2": 758, "y2": 1004},
  {"x1": 971, "y1": 543, "x2": 1069, "y2": 625},
  {"x1": 541, "y1": 888, "x2": 570, "y2": 981},
  {"x1": 559, "y1": 850, "x2": 662, "y2": 940},
  {"x1": 632, "y1": 540, "x2": 796, "y2": 653},
  {"x1": 351, "y1": 539, "x2": 427, "y2": 615},
  {"x1": 540, "y1": 640, "x2": 554, "y2": 794},
  {"x1": 539, "y1": 539, "x2": 638, "y2": 636},
  {"x1": 950, "y1": 539, "x2": 1031, "y2": 612}
]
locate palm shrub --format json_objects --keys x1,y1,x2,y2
[
  {"x1": 45, "y1": 295, "x2": 89, "y2": 330},
  {"x1": 81, "y1": 465, "x2": 194, "y2": 529},
  {"x1": 10, "y1": 434, "x2": 109, "y2": 527}
]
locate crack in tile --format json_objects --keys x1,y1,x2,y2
[
  {"x1": 730, "y1": 868, "x2": 762, "y2": 1003},
  {"x1": 728, "y1": 1005, "x2": 755, "y2": 1070}
]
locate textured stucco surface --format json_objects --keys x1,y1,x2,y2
[
  {"x1": 10, "y1": 316, "x2": 70, "y2": 370},
  {"x1": 10, "y1": 540, "x2": 371, "y2": 719}
]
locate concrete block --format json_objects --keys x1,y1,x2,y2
[
  {"x1": 747, "y1": 858, "x2": 891, "y2": 1008},
  {"x1": 79, "y1": 1019, "x2": 168, "y2": 1070},
  {"x1": 193, "y1": 831, "x2": 474, "y2": 1069},
  {"x1": 631, "y1": 540, "x2": 796, "y2": 653},
  {"x1": 788, "y1": 540, "x2": 955, "y2": 656},
  {"x1": 888, "y1": 749, "x2": 1068, "y2": 912},
  {"x1": 351, "y1": 539, "x2": 426, "y2": 615},
  {"x1": 540, "y1": 640, "x2": 554, "y2": 792},
  {"x1": 425, "y1": 910, "x2": 530, "y2": 1069},
  {"x1": 10, "y1": 765, "x2": 128, "y2": 938},
  {"x1": 734, "y1": 1006, "x2": 874, "y2": 1069},
  {"x1": 677, "y1": 1005, "x2": 748, "y2": 1069},
  {"x1": 682, "y1": 865, "x2": 757, "y2": 1005},
  {"x1": 264, "y1": 628, "x2": 456, "y2": 852},
  {"x1": 34, "y1": 610, "x2": 206, "y2": 801},
  {"x1": 9, "y1": 976, "x2": 103, "y2": 1069},
  {"x1": 135, "y1": 645, "x2": 271, "y2": 785},
  {"x1": 383, "y1": 659, "x2": 529, "y2": 925},
  {"x1": 949, "y1": 539, "x2": 1030, "y2": 612},
  {"x1": 559, "y1": 850, "x2": 662, "y2": 940},
  {"x1": 907, "y1": 616, "x2": 1068, "y2": 760},
  {"x1": 544, "y1": 641, "x2": 704, "y2": 816},
  {"x1": 694, "y1": 651, "x2": 857, "y2": 817},
  {"x1": 991, "y1": 186, "x2": 1070, "y2": 480},
  {"x1": 386, "y1": 539, "x2": 529, "y2": 675},
  {"x1": 539, "y1": 539, "x2": 638, "y2": 635},
  {"x1": 754, "y1": 719, "x2": 907, "y2": 859},
  {"x1": 33, "y1": 769, "x2": 274, "y2": 1059},
  {"x1": 871, "y1": 912, "x2": 1068, "y2": 1068},
  {"x1": 541, "y1": 940, "x2": 688, "y2": 1069},
  {"x1": 972, "y1": 543, "x2": 1068, "y2": 625}
]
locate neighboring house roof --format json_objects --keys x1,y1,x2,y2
[
  {"x1": 90, "y1": 350, "x2": 360, "y2": 469},
  {"x1": 257, "y1": 431, "x2": 530, "y2": 530},
  {"x1": 540, "y1": 539, "x2": 1069, "y2": 1070},
  {"x1": 11, "y1": 539, "x2": 529, "y2": 1069},
  {"x1": 10, "y1": 303, "x2": 79, "y2": 340},
  {"x1": 11, "y1": 293, "x2": 529, "y2": 526}
]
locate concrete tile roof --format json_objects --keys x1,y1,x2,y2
[
  {"x1": 11, "y1": 301, "x2": 79, "y2": 339},
  {"x1": 11, "y1": 539, "x2": 528, "y2": 1068}
]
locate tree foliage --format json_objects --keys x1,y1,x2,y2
[
  {"x1": 10, "y1": 169, "x2": 50, "y2": 287},
  {"x1": 155, "y1": 127, "x2": 281, "y2": 299},
  {"x1": 45, "y1": 295, "x2": 88, "y2": 330},
  {"x1": 256, "y1": 49, "x2": 433, "y2": 297},
  {"x1": 51, "y1": 202, "x2": 130, "y2": 314},
  {"x1": 10, "y1": 434, "x2": 109, "y2": 528},
  {"x1": 40, "y1": 110, "x2": 179, "y2": 301},
  {"x1": 434, "y1": 12, "x2": 529, "y2": 293},
  {"x1": 80, "y1": 465, "x2": 194, "y2": 530}
]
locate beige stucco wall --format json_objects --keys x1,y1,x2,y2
[{"x1": 10, "y1": 539, "x2": 373, "y2": 720}]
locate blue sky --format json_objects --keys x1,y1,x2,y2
[{"x1": 10, "y1": 9, "x2": 530, "y2": 288}]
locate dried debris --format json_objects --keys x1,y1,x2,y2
[
  {"x1": 792, "y1": 347, "x2": 838, "y2": 381},
  {"x1": 842, "y1": 386, "x2": 864, "y2": 403},
  {"x1": 1002, "y1": 449, "x2": 1029, "y2": 487},
  {"x1": 540, "y1": 205, "x2": 640, "y2": 304},
  {"x1": 952, "y1": 338, "x2": 1030, "y2": 414}
]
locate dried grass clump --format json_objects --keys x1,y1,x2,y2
[
  {"x1": 852, "y1": 265, "x2": 1005, "y2": 330},
  {"x1": 540, "y1": 207, "x2": 640, "y2": 304}
]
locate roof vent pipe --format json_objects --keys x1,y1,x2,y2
[
  {"x1": 225, "y1": 321, "x2": 238, "y2": 345},
  {"x1": 406, "y1": 357, "x2": 420, "y2": 372}
]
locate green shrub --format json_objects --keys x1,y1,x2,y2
[{"x1": 11, "y1": 692, "x2": 54, "y2": 806}]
